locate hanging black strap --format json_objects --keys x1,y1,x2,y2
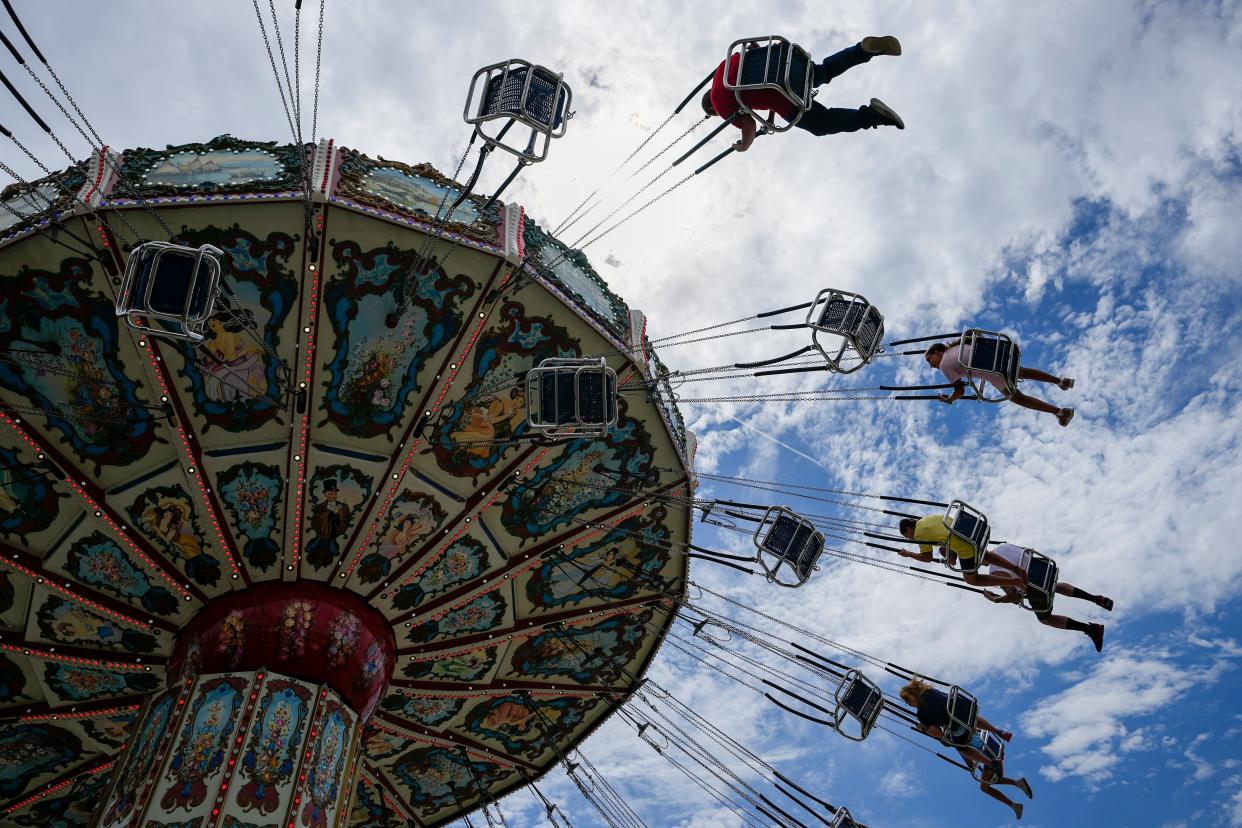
[
  {"x1": 673, "y1": 112, "x2": 739, "y2": 167},
  {"x1": 734, "y1": 344, "x2": 815, "y2": 370},
  {"x1": 675, "y1": 69, "x2": 716, "y2": 114},
  {"x1": 887, "y1": 332, "x2": 959, "y2": 346},
  {"x1": 879, "y1": 382, "x2": 956, "y2": 391}
]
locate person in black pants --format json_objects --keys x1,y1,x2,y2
[
  {"x1": 701, "y1": 35, "x2": 906, "y2": 152},
  {"x1": 900, "y1": 679, "x2": 1034, "y2": 820}
]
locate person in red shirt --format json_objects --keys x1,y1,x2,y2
[{"x1": 702, "y1": 36, "x2": 905, "y2": 151}]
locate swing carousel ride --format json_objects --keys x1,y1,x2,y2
[{"x1": 0, "y1": 6, "x2": 1071, "y2": 828}]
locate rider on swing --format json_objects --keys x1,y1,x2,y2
[{"x1": 701, "y1": 36, "x2": 906, "y2": 152}]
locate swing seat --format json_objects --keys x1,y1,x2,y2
[
  {"x1": 830, "y1": 807, "x2": 859, "y2": 828},
  {"x1": 723, "y1": 36, "x2": 815, "y2": 131},
  {"x1": 464, "y1": 59, "x2": 572, "y2": 163},
  {"x1": 970, "y1": 730, "x2": 1007, "y2": 781},
  {"x1": 525, "y1": 357, "x2": 618, "y2": 438},
  {"x1": 939, "y1": 685, "x2": 980, "y2": 748},
  {"x1": 807, "y1": 288, "x2": 885, "y2": 374},
  {"x1": 832, "y1": 669, "x2": 883, "y2": 742},
  {"x1": 960, "y1": 328, "x2": 1021, "y2": 403},
  {"x1": 942, "y1": 500, "x2": 991, "y2": 572},
  {"x1": 1020, "y1": 549, "x2": 1059, "y2": 614},
  {"x1": 752, "y1": 506, "x2": 824, "y2": 588},
  {"x1": 116, "y1": 241, "x2": 225, "y2": 343}
]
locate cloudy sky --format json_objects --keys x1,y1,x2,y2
[{"x1": 5, "y1": 1, "x2": 1241, "y2": 826}]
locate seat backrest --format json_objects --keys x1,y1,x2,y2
[
  {"x1": 840, "y1": 678, "x2": 881, "y2": 722},
  {"x1": 830, "y1": 807, "x2": 858, "y2": 828},
  {"x1": 761, "y1": 513, "x2": 802, "y2": 556},
  {"x1": 737, "y1": 43, "x2": 789, "y2": 87},
  {"x1": 482, "y1": 66, "x2": 566, "y2": 129},
  {"x1": 574, "y1": 368, "x2": 617, "y2": 426},
  {"x1": 946, "y1": 686, "x2": 979, "y2": 733},
  {"x1": 1023, "y1": 553, "x2": 1058, "y2": 613}
]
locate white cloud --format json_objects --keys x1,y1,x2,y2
[{"x1": 1020, "y1": 648, "x2": 1234, "y2": 785}]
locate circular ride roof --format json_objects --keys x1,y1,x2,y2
[{"x1": 0, "y1": 135, "x2": 692, "y2": 826}]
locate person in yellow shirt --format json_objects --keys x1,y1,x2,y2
[{"x1": 895, "y1": 515, "x2": 1025, "y2": 589}]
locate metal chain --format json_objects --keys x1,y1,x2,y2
[
  {"x1": 311, "y1": 0, "x2": 325, "y2": 139},
  {"x1": 252, "y1": 0, "x2": 298, "y2": 141}
]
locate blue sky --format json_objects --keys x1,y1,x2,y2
[{"x1": 5, "y1": 1, "x2": 1240, "y2": 826}]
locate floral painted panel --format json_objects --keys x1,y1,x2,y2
[
  {"x1": 427, "y1": 301, "x2": 582, "y2": 481},
  {"x1": 159, "y1": 675, "x2": 248, "y2": 811},
  {"x1": 320, "y1": 239, "x2": 475, "y2": 440},
  {"x1": 169, "y1": 225, "x2": 298, "y2": 434},
  {"x1": 388, "y1": 536, "x2": 490, "y2": 612},
  {"x1": 80, "y1": 710, "x2": 138, "y2": 751},
  {"x1": 215, "y1": 461, "x2": 283, "y2": 572},
  {"x1": 299, "y1": 699, "x2": 353, "y2": 828},
  {"x1": 32, "y1": 592, "x2": 158, "y2": 654},
  {"x1": 0, "y1": 445, "x2": 65, "y2": 541},
  {"x1": 524, "y1": 506, "x2": 674, "y2": 611},
  {"x1": 401, "y1": 646, "x2": 499, "y2": 684},
  {"x1": 63, "y1": 529, "x2": 181, "y2": 618},
  {"x1": 98, "y1": 692, "x2": 175, "y2": 826},
  {"x1": 406, "y1": 590, "x2": 508, "y2": 647},
  {"x1": 303, "y1": 464, "x2": 373, "y2": 571},
  {"x1": 379, "y1": 693, "x2": 466, "y2": 729},
  {"x1": 509, "y1": 609, "x2": 655, "y2": 685},
  {"x1": 0, "y1": 722, "x2": 83, "y2": 798},
  {"x1": 457, "y1": 694, "x2": 599, "y2": 762},
  {"x1": 125, "y1": 484, "x2": 221, "y2": 588},
  {"x1": 356, "y1": 489, "x2": 447, "y2": 586},
  {"x1": 499, "y1": 402, "x2": 656, "y2": 542},
  {"x1": 41, "y1": 662, "x2": 159, "y2": 703},
  {"x1": 0, "y1": 652, "x2": 37, "y2": 706},
  {"x1": 389, "y1": 747, "x2": 510, "y2": 818},
  {"x1": 349, "y1": 776, "x2": 404, "y2": 828},
  {"x1": 0, "y1": 258, "x2": 160, "y2": 473},
  {"x1": 10, "y1": 763, "x2": 111, "y2": 827},
  {"x1": 235, "y1": 679, "x2": 313, "y2": 817}
]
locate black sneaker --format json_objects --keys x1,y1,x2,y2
[
  {"x1": 861, "y1": 35, "x2": 902, "y2": 56},
  {"x1": 867, "y1": 98, "x2": 905, "y2": 129}
]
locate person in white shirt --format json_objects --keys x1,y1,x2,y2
[
  {"x1": 924, "y1": 339, "x2": 1076, "y2": 426},
  {"x1": 983, "y1": 542, "x2": 1112, "y2": 651}
]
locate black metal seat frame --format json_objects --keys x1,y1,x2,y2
[
  {"x1": 752, "y1": 505, "x2": 824, "y2": 588},
  {"x1": 941, "y1": 500, "x2": 991, "y2": 574},
  {"x1": 721, "y1": 36, "x2": 815, "y2": 132},
  {"x1": 115, "y1": 241, "x2": 225, "y2": 343},
  {"x1": 832, "y1": 669, "x2": 883, "y2": 742},
  {"x1": 806, "y1": 288, "x2": 885, "y2": 374},
  {"x1": 959, "y1": 328, "x2": 1021, "y2": 403},
  {"x1": 525, "y1": 357, "x2": 618, "y2": 439}
]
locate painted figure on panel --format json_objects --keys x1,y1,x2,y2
[{"x1": 201, "y1": 310, "x2": 266, "y2": 403}]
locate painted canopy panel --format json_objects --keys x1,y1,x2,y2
[{"x1": 0, "y1": 136, "x2": 690, "y2": 827}]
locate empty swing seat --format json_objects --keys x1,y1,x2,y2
[
  {"x1": 116, "y1": 241, "x2": 225, "y2": 343},
  {"x1": 830, "y1": 807, "x2": 859, "y2": 828},
  {"x1": 960, "y1": 328, "x2": 1021, "y2": 402},
  {"x1": 939, "y1": 685, "x2": 980, "y2": 748},
  {"x1": 832, "y1": 669, "x2": 884, "y2": 741},
  {"x1": 722, "y1": 36, "x2": 815, "y2": 131},
  {"x1": 1020, "y1": 549, "x2": 1059, "y2": 614},
  {"x1": 752, "y1": 506, "x2": 824, "y2": 587},
  {"x1": 525, "y1": 357, "x2": 618, "y2": 438},
  {"x1": 807, "y1": 288, "x2": 885, "y2": 373},
  {"x1": 942, "y1": 500, "x2": 991, "y2": 572},
  {"x1": 464, "y1": 59, "x2": 572, "y2": 162}
]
